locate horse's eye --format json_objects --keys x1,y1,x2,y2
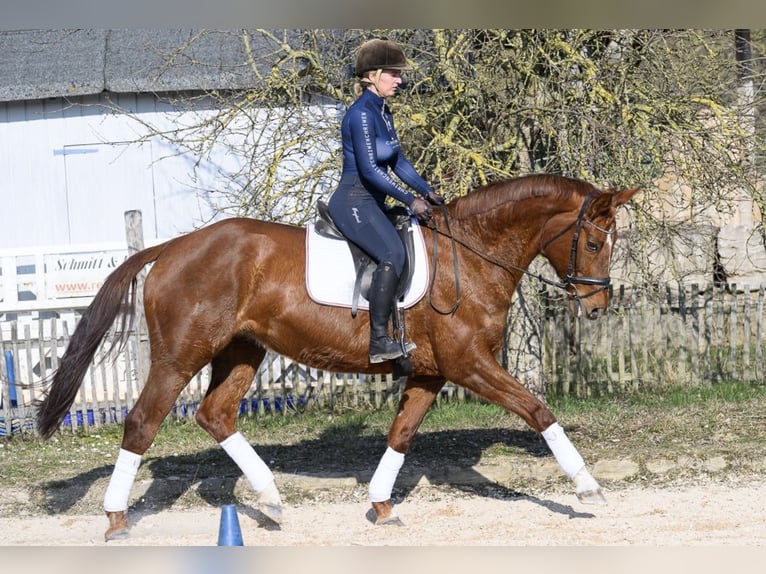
[{"x1": 586, "y1": 240, "x2": 600, "y2": 252}]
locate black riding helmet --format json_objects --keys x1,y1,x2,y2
[{"x1": 355, "y1": 39, "x2": 412, "y2": 77}]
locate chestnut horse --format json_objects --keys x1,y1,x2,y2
[{"x1": 35, "y1": 173, "x2": 638, "y2": 540}]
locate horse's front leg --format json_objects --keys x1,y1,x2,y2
[
  {"x1": 457, "y1": 355, "x2": 607, "y2": 506},
  {"x1": 369, "y1": 376, "x2": 445, "y2": 525},
  {"x1": 540, "y1": 422, "x2": 607, "y2": 505}
]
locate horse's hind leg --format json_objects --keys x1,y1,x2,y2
[
  {"x1": 369, "y1": 375, "x2": 445, "y2": 525},
  {"x1": 103, "y1": 363, "x2": 193, "y2": 541},
  {"x1": 194, "y1": 339, "x2": 283, "y2": 524}
]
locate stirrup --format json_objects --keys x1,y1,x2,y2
[{"x1": 369, "y1": 337, "x2": 405, "y2": 363}]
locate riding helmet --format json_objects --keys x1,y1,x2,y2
[{"x1": 355, "y1": 39, "x2": 412, "y2": 76}]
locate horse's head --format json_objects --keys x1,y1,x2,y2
[{"x1": 541, "y1": 185, "x2": 640, "y2": 319}]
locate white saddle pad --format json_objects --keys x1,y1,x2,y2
[{"x1": 305, "y1": 220, "x2": 429, "y2": 310}]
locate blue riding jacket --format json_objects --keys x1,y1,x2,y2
[
  {"x1": 327, "y1": 89, "x2": 432, "y2": 275},
  {"x1": 339, "y1": 89, "x2": 432, "y2": 206}
]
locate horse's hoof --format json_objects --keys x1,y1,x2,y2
[
  {"x1": 370, "y1": 500, "x2": 404, "y2": 526},
  {"x1": 104, "y1": 510, "x2": 129, "y2": 541},
  {"x1": 576, "y1": 488, "x2": 608, "y2": 506},
  {"x1": 257, "y1": 481, "x2": 284, "y2": 524},
  {"x1": 259, "y1": 502, "x2": 283, "y2": 525},
  {"x1": 573, "y1": 468, "x2": 607, "y2": 506},
  {"x1": 376, "y1": 515, "x2": 405, "y2": 527}
]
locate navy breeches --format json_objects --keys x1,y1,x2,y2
[{"x1": 327, "y1": 177, "x2": 406, "y2": 276}]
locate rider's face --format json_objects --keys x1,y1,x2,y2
[{"x1": 368, "y1": 69, "x2": 403, "y2": 98}]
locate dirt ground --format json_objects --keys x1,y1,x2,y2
[{"x1": 2, "y1": 467, "x2": 764, "y2": 546}]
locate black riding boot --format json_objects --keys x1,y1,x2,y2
[{"x1": 368, "y1": 261, "x2": 404, "y2": 363}]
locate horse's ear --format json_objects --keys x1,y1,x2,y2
[
  {"x1": 587, "y1": 186, "x2": 640, "y2": 219},
  {"x1": 613, "y1": 186, "x2": 641, "y2": 208}
]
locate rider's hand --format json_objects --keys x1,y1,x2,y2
[
  {"x1": 410, "y1": 197, "x2": 433, "y2": 223},
  {"x1": 426, "y1": 191, "x2": 445, "y2": 205}
]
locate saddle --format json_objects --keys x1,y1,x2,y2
[{"x1": 314, "y1": 199, "x2": 418, "y2": 318}]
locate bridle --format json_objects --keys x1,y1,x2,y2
[
  {"x1": 424, "y1": 192, "x2": 615, "y2": 314},
  {"x1": 539, "y1": 192, "x2": 615, "y2": 300}
]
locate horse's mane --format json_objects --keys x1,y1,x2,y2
[{"x1": 451, "y1": 174, "x2": 598, "y2": 220}]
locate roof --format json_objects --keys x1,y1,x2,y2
[{"x1": 0, "y1": 29, "x2": 297, "y2": 102}]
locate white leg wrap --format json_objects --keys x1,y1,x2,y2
[
  {"x1": 369, "y1": 446, "x2": 405, "y2": 502},
  {"x1": 103, "y1": 448, "x2": 141, "y2": 512},
  {"x1": 220, "y1": 431, "x2": 274, "y2": 492},
  {"x1": 542, "y1": 422, "x2": 585, "y2": 479}
]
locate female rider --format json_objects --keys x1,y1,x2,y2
[{"x1": 328, "y1": 38, "x2": 443, "y2": 363}]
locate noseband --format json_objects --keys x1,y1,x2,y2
[{"x1": 541, "y1": 192, "x2": 615, "y2": 301}]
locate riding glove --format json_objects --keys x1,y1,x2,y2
[
  {"x1": 410, "y1": 196, "x2": 433, "y2": 223},
  {"x1": 426, "y1": 191, "x2": 445, "y2": 205}
]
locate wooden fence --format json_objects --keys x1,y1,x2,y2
[
  {"x1": 543, "y1": 282, "x2": 766, "y2": 396},
  {"x1": 2, "y1": 282, "x2": 766, "y2": 437}
]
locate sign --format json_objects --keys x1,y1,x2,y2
[
  {"x1": 0, "y1": 241, "x2": 161, "y2": 313},
  {"x1": 45, "y1": 249, "x2": 130, "y2": 299}
]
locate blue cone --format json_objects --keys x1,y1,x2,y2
[{"x1": 217, "y1": 504, "x2": 244, "y2": 546}]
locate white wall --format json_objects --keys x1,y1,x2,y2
[{"x1": 0, "y1": 93, "x2": 241, "y2": 249}]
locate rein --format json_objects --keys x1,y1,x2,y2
[
  {"x1": 423, "y1": 192, "x2": 615, "y2": 310},
  {"x1": 426, "y1": 202, "x2": 461, "y2": 315}
]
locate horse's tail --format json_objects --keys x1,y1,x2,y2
[{"x1": 35, "y1": 241, "x2": 169, "y2": 439}]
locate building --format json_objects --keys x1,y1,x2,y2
[{"x1": 0, "y1": 29, "x2": 336, "y2": 317}]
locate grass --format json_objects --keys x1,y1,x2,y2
[
  {"x1": 1, "y1": 381, "x2": 765, "y2": 491},
  {"x1": 545, "y1": 381, "x2": 766, "y2": 467}
]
